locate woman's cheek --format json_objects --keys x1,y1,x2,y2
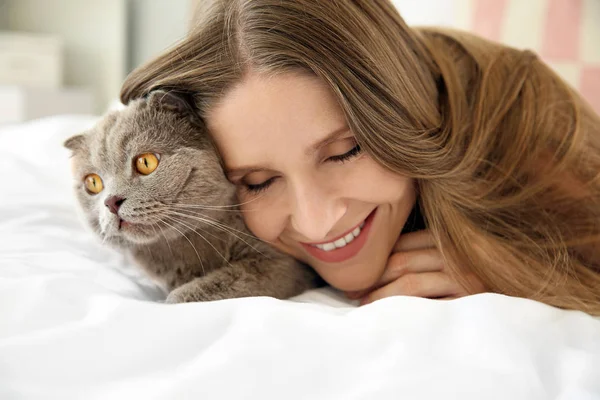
[{"x1": 240, "y1": 199, "x2": 280, "y2": 243}]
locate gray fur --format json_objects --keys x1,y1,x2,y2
[{"x1": 65, "y1": 90, "x2": 321, "y2": 303}]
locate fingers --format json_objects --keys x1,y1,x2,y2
[
  {"x1": 393, "y1": 230, "x2": 435, "y2": 252},
  {"x1": 345, "y1": 234, "x2": 441, "y2": 300},
  {"x1": 344, "y1": 248, "x2": 443, "y2": 300},
  {"x1": 360, "y1": 272, "x2": 468, "y2": 306},
  {"x1": 378, "y1": 248, "x2": 444, "y2": 287},
  {"x1": 345, "y1": 229, "x2": 488, "y2": 304}
]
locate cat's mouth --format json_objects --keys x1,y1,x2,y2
[
  {"x1": 114, "y1": 218, "x2": 155, "y2": 244},
  {"x1": 108, "y1": 213, "x2": 162, "y2": 245},
  {"x1": 118, "y1": 218, "x2": 133, "y2": 230}
]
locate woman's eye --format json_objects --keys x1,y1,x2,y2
[
  {"x1": 84, "y1": 173, "x2": 104, "y2": 195},
  {"x1": 135, "y1": 153, "x2": 160, "y2": 175},
  {"x1": 244, "y1": 177, "x2": 276, "y2": 194},
  {"x1": 327, "y1": 144, "x2": 362, "y2": 163}
]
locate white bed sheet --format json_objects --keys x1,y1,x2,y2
[{"x1": 0, "y1": 116, "x2": 599, "y2": 400}]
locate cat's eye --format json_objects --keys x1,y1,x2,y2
[
  {"x1": 135, "y1": 153, "x2": 160, "y2": 175},
  {"x1": 84, "y1": 174, "x2": 104, "y2": 194}
]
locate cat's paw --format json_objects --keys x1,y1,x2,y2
[
  {"x1": 165, "y1": 288, "x2": 197, "y2": 304},
  {"x1": 164, "y1": 284, "x2": 219, "y2": 304},
  {"x1": 164, "y1": 291, "x2": 185, "y2": 304}
]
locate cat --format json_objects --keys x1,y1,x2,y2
[{"x1": 64, "y1": 90, "x2": 321, "y2": 303}]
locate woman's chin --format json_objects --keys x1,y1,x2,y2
[{"x1": 315, "y1": 263, "x2": 385, "y2": 292}]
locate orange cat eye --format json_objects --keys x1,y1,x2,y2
[
  {"x1": 135, "y1": 153, "x2": 160, "y2": 175},
  {"x1": 84, "y1": 174, "x2": 104, "y2": 194}
]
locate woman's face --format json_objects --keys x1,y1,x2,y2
[{"x1": 207, "y1": 72, "x2": 416, "y2": 291}]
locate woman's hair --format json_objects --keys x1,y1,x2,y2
[{"x1": 121, "y1": 0, "x2": 600, "y2": 315}]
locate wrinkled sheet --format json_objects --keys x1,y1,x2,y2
[{"x1": 0, "y1": 116, "x2": 599, "y2": 400}]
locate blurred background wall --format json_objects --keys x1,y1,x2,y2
[
  {"x1": 0, "y1": 0, "x2": 598, "y2": 121},
  {"x1": 0, "y1": 0, "x2": 192, "y2": 117},
  {"x1": 127, "y1": 0, "x2": 191, "y2": 71}
]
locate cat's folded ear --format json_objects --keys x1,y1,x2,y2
[
  {"x1": 145, "y1": 90, "x2": 195, "y2": 115},
  {"x1": 64, "y1": 134, "x2": 86, "y2": 152}
]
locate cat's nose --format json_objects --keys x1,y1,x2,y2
[{"x1": 104, "y1": 196, "x2": 125, "y2": 215}]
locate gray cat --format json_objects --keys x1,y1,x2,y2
[{"x1": 64, "y1": 90, "x2": 321, "y2": 303}]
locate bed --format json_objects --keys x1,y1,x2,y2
[{"x1": 1, "y1": 115, "x2": 599, "y2": 399}]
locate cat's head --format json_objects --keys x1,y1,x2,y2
[{"x1": 64, "y1": 90, "x2": 234, "y2": 247}]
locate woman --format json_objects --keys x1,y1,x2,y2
[{"x1": 120, "y1": 0, "x2": 600, "y2": 315}]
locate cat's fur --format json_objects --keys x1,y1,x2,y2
[{"x1": 64, "y1": 90, "x2": 321, "y2": 303}]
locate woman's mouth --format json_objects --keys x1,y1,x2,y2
[
  {"x1": 300, "y1": 208, "x2": 377, "y2": 263},
  {"x1": 312, "y1": 221, "x2": 365, "y2": 251}
]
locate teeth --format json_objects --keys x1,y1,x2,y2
[
  {"x1": 344, "y1": 233, "x2": 354, "y2": 243},
  {"x1": 313, "y1": 223, "x2": 364, "y2": 251},
  {"x1": 322, "y1": 242, "x2": 336, "y2": 251},
  {"x1": 334, "y1": 237, "x2": 347, "y2": 248}
]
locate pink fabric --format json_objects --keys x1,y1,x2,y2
[
  {"x1": 580, "y1": 67, "x2": 600, "y2": 113},
  {"x1": 541, "y1": 0, "x2": 583, "y2": 61},
  {"x1": 468, "y1": 0, "x2": 599, "y2": 114},
  {"x1": 472, "y1": 0, "x2": 508, "y2": 42}
]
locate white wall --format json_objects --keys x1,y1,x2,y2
[
  {"x1": 2, "y1": 0, "x2": 128, "y2": 113},
  {"x1": 0, "y1": 0, "x2": 192, "y2": 113},
  {"x1": 392, "y1": 0, "x2": 456, "y2": 27},
  {"x1": 0, "y1": 1, "x2": 7, "y2": 28},
  {"x1": 127, "y1": 0, "x2": 192, "y2": 71}
]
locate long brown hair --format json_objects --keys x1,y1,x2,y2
[{"x1": 121, "y1": 0, "x2": 600, "y2": 315}]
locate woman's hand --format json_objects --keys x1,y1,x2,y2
[{"x1": 346, "y1": 230, "x2": 486, "y2": 305}]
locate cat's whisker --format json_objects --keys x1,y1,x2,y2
[
  {"x1": 168, "y1": 203, "x2": 240, "y2": 210},
  {"x1": 164, "y1": 209, "x2": 249, "y2": 241},
  {"x1": 152, "y1": 221, "x2": 174, "y2": 258},
  {"x1": 141, "y1": 224, "x2": 155, "y2": 256},
  {"x1": 173, "y1": 206, "x2": 271, "y2": 244},
  {"x1": 163, "y1": 210, "x2": 271, "y2": 259},
  {"x1": 158, "y1": 218, "x2": 206, "y2": 276},
  {"x1": 149, "y1": 221, "x2": 158, "y2": 237},
  {"x1": 165, "y1": 192, "x2": 267, "y2": 210},
  {"x1": 164, "y1": 215, "x2": 232, "y2": 268},
  {"x1": 164, "y1": 212, "x2": 227, "y2": 244},
  {"x1": 165, "y1": 209, "x2": 264, "y2": 244},
  {"x1": 167, "y1": 204, "x2": 247, "y2": 213}
]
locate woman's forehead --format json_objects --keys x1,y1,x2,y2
[{"x1": 206, "y1": 72, "x2": 348, "y2": 163}]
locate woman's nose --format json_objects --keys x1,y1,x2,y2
[{"x1": 289, "y1": 183, "x2": 346, "y2": 242}]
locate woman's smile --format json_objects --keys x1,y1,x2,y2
[{"x1": 300, "y1": 208, "x2": 376, "y2": 263}]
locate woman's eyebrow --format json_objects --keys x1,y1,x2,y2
[
  {"x1": 306, "y1": 125, "x2": 350, "y2": 156},
  {"x1": 226, "y1": 166, "x2": 265, "y2": 181},
  {"x1": 225, "y1": 125, "x2": 351, "y2": 179}
]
